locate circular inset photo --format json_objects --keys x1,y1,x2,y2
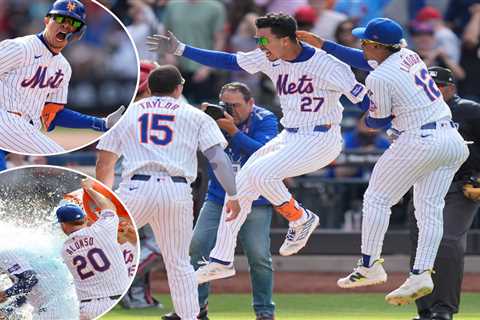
[
  {"x1": 0, "y1": 0, "x2": 139, "y2": 156},
  {"x1": 0, "y1": 166, "x2": 139, "y2": 319}
]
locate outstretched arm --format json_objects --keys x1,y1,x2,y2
[
  {"x1": 296, "y1": 31, "x2": 372, "y2": 71},
  {"x1": 43, "y1": 105, "x2": 125, "y2": 132},
  {"x1": 146, "y1": 31, "x2": 242, "y2": 71}
]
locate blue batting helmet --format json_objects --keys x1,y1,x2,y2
[
  {"x1": 47, "y1": 0, "x2": 87, "y2": 41},
  {"x1": 56, "y1": 204, "x2": 86, "y2": 223},
  {"x1": 352, "y1": 18, "x2": 404, "y2": 46}
]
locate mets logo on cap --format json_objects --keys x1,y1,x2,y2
[{"x1": 67, "y1": 1, "x2": 76, "y2": 12}]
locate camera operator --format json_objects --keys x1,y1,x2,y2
[{"x1": 162, "y1": 82, "x2": 278, "y2": 320}]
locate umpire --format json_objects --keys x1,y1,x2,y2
[
  {"x1": 162, "y1": 82, "x2": 278, "y2": 320},
  {"x1": 410, "y1": 67, "x2": 480, "y2": 320}
]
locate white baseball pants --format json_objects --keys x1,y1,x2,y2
[
  {"x1": 0, "y1": 110, "x2": 64, "y2": 155},
  {"x1": 210, "y1": 127, "x2": 343, "y2": 262},
  {"x1": 362, "y1": 123, "x2": 469, "y2": 270},
  {"x1": 117, "y1": 174, "x2": 199, "y2": 320}
]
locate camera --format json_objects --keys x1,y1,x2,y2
[{"x1": 204, "y1": 101, "x2": 234, "y2": 120}]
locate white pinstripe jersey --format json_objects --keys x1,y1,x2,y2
[
  {"x1": 61, "y1": 210, "x2": 130, "y2": 300},
  {"x1": 120, "y1": 242, "x2": 137, "y2": 278},
  {"x1": 366, "y1": 48, "x2": 451, "y2": 131},
  {"x1": 236, "y1": 46, "x2": 366, "y2": 128},
  {"x1": 97, "y1": 95, "x2": 228, "y2": 183},
  {"x1": 0, "y1": 34, "x2": 71, "y2": 129},
  {"x1": 0, "y1": 250, "x2": 48, "y2": 312}
]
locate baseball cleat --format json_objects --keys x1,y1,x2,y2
[
  {"x1": 279, "y1": 210, "x2": 320, "y2": 256},
  {"x1": 195, "y1": 261, "x2": 235, "y2": 284},
  {"x1": 337, "y1": 258, "x2": 388, "y2": 288},
  {"x1": 385, "y1": 270, "x2": 433, "y2": 306}
]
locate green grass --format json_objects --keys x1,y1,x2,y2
[{"x1": 103, "y1": 293, "x2": 480, "y2": 319}]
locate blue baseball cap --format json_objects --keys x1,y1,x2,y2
[
  {"x1": 352, "y1": 18, "x2": 404, "y2": 46},
  {"x1": 56, "y1": 204, "x2": 86, "y2": 223}
]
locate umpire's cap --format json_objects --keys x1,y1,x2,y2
[
  {"x1": 47, "y1": 0, "x2": 87, "y2": 25},
  {"x1": 352, "y1": 18, "x2": 404, "y2": 46},
  {"x1": 428, "y1": 66, "x2": 455, "y2": 86},
  {"x1": 56, "y1": 204, "x2": 86, "y2": 223}
]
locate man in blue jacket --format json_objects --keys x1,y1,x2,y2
[{"x1": 162, "y1": 82, "x2": 278, "y2": 320}]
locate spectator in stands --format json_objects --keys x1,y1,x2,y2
[
  {"x1": 229, "y1": 13, "x2": 262, "y2": 97},
  {"x1": 309, "y1": 0, "x2": 347, "y2": 41},
  {"x1": 459, "y1": 3, "x2": 480, "y2": 102},
  {"x1": 334, "y1": 0, "x2": 392, "y2": 26},
  {"x1": 334, "y1": 19, "x2": 368, "y2": 83},
  {"x1": 163, "y1": 0, "x2": 227, "y2": 104},
  {"x1": 294, "y1": 5, "x2": 317, "y2": 31},
  {"x1": 334, "y1": 120, "x2": 389, "y2": 179},
  {"x1": 255, "y1": 0, "x2": 308, "y2": 16},
  {"x1": 415, "y1": 6, "x2": 462, "y2": 67},
  {"x1": 410, "y1": 21, "x2": 465, "y2": 80},
  {"x1": 445, "y1": 0, "x2": 480, "y2": 35}
]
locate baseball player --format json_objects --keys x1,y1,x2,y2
[
  {"x1": 147, "y1": 13, "x2": 370, "y2": 282},
  {"x1": 95, "y1": 65, "x2": 240, "y2": 320},
  {"x1": 0, "y1": 0, "x2": 124, "y2": 155},
  {"x1": 297, "y1": 18, "x2": 469, "y2": 305},
  {"x1": 0, "y1": 249, "x2": 66, "y2": 319},
  {"x1": 58, "y1": 179, "x2": 130, "y2": 320}
]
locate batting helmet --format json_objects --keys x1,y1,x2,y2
[{"x1": 47, "y1": 0, "x2": 87, "y2": 42}]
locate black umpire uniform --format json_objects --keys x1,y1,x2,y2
[{"x1": 409, "y1": 67, "x2": 480, "y2": 320}]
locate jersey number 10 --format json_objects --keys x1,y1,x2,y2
[{"x1": 138, "y1": 113, "x2": 175, "y2": 145}]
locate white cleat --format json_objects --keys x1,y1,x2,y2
[
  {"x1": 337, "y1": 258, "x2": 388, "y2": 288},
  {"x1": 195, "y1": 261, "x2": 235, "y2": 284},
  {"x1": 279, "y1": 210, "x2": 320, "y2": 256},
  {"x1": 385, "y1": 270, "x2": 433, "y2": 306}
]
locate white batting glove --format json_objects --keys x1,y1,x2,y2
[
  {"x1": 146, "y1": 31, "x2": 185, "y2": 56},
  {"x1": 105, "y1": 105, "x2": 126, "y2": 129}
]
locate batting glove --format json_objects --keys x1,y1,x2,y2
[
  {"x1": 105, "y1": 105, "x2": 126, "y2": 130},
  {"x1": 146, "y1": 31, "x2": 185, "y2": 56}
]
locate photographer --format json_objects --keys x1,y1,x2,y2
[{"x1": 162, "y1": 82, "x2": 278, "y2": 320}]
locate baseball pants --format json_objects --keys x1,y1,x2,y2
[
  {"x1": 0, "y1": 110, "x2": 64, "y2": 154},
  {"x1": 362, "y1": 124, "x2": 469, "y2": 270},
  {"x1": 409, "y1": 180, "x2": 480, "y2": 315},
  {"x1": 210, "y1": 126, "x2": 343, "y2": 262},
  {"x1": 117, "y1": 174, "x2": 199, "y2": 320}
]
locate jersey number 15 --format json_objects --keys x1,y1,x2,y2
[{"x1": 138, "y1": 113, "x2": 175, "y2": 145}]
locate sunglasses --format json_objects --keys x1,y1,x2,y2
[
  {"x1": 360, "y1": 39, "x2": 380, "y2": 46},
  {"x1": 52, "y1": 15, "x2": 83, "y2": 29},
  {"x1": 255, "y1": 36, "x2": 270, "y2": 46}
]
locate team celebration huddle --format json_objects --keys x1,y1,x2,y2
[{"x1": 0, "y1": 0, "x2": 479, "y2": 319}]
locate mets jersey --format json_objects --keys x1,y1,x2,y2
[
  {"x1": 120, "y1": 242, "x2": 137, "y2": 278},
  {"x1": 61, "y1": 210, "x2": 129, "y2": 300},
  {"x1": 97, "y1": 95, "x2": 227, "y2": 183},
  {"x1": 236, "y1": 44, "x2": 366, "y2": 128},
  {"x1": 366, "y1": 48, "x2": 452, "y2": 131},
  {"x1": 0, "y1": 34, "x2": 71, "y2": 129}
]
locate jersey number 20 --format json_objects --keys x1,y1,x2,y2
[
  {"x1": 138, "y1": 113, "x2": 175, "y2": 145},
  {"x1": 73, "y1": 248, "x2": 111, "y2": 280}
]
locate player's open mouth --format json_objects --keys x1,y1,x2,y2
[{"x1": 56, "y1": 32, "x2": 67, "y2": 41}]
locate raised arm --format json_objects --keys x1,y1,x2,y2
[
  {"x1": 147, "y1": 31, "x2": 242, "y2": 71},
  {"x1": 296, "y1": 30, "x2": 373, "y2": 71}
]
